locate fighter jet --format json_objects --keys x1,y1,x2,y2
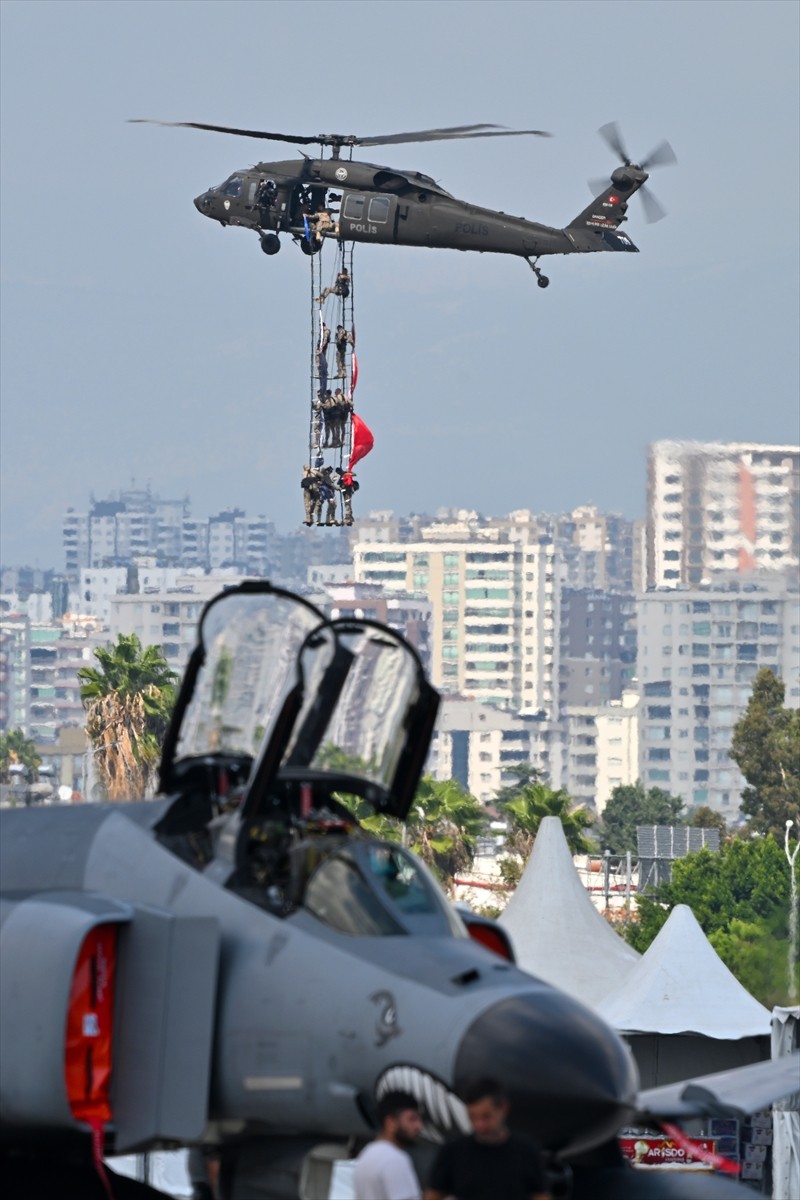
[{"x1": 1, "y1": 582, "x2": 795, "y2": 1199}]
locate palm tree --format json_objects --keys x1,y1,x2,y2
[
  {"x1": 78, "y1": 634, "x2": 177, "y2": 801},
  {"x1": 502, "y1": 782, "x2": 597, "y2": 857},
  {"x1": 333, "y1": 769, "x2": 485, "y2": 892},
  {"x1": 405, "y1": 775, "x2": 485, "y2": 887},
  {"x1": 0, "y1": 729, "x2": 41, "y2": 782}
]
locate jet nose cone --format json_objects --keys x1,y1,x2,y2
[{"x1": 455, "y1": 991, "x2": 638, "y2": 1155}]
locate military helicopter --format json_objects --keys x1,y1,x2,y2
[
  {"x1": 2, "y1": 582, "x2": 793, "y2": 1200},
  {"x1": 130, "y1": 119, "x2": 676, "y2": 287}
]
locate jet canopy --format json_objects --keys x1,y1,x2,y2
[{"x1": 158, "y1": 581, "x2": 439, "y2": 823}]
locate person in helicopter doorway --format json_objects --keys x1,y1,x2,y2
[
  {"x1": 340, "y1": 468, "x2": 359, "y2": 526},
  {"x1": 300, "y1": 465, "x2": 321, "y2": 527},
  {"x1": 312, "y1": 207, "x2": 337, "y2": 240},
  {"x1": 255, "y1": 178, "x2": 278, "y2": 216},
  {"x1": 316, "y1": 267, "x2": 351, "y2": 306}
]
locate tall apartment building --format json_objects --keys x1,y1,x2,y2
[
  {"x1": 62, "y1": 495, "x2": 278, "y2": 580},
  {"x1": 0, "y1": 612, "x2": 30, "y2": 733},
  {"x1": 548, "y1": 506, "x2": 643, "y2": 593},
  {"x1": 427, "y1": 697, "x2": 557, "y2": 805},
  {"x1": 321, "y1": 582, "x2": 433, "y2": 675},
  {"x1": 63, "y1": 490, "x2": 190, "y2": 578},
  {"x1": 559, "y1": 690, "x2": 640, "y2": 815},
  {"x1": 0, "y1": 611, "x2": 104, "y2": 742},
  {"x1": 109, "y1": 575, "x2": 242, "y2": 672},
  {"x1": 558, "y1": 588, "x2": 637, "y2": 707},
  {"x1": 353, "y1": 517, "x2": 559, "y2": 717},
  {"x1": 647, "y1": 441, "x2": 800, "y2": 588},
  {"x1": 637, "y1": 575, "x2": 800, "y2": 816}
]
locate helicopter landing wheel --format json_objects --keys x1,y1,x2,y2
[
  {"x1": 300, "y1": 236, "x2": 321, "y2": 257},
  {"x1": 260, "y1": 234, "x2": 281, "y2": 256},
  {"x1": 537, "y1": 274, "x2": 550, "y2": 289}
]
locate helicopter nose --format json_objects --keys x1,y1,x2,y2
[
  {"x1": 194, "y1": 192, "x2": 211, "y2": 214},
  {"x1": 454, "y1": 991, "x2": 638, "y2": 1154}
]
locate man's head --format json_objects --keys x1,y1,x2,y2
[
  {"x1": 376, "y1": 1091, "x2": 422, "y2": 1148},
  {"x1": 461, "y1": 1077, "x2": 510, "y2": 1144}
]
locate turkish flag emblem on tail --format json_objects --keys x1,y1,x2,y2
[{"x1": 349, "y1": 412, "x2": 374, "y2": 469}]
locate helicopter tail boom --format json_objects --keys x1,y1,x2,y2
[{"x1": 563, "y1": 179, "x2": 641, "y2": 253}]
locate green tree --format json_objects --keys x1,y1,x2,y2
[
  {"x1": 627, "y1": 835, "x2": 798, "y2": 1007},
  {"x1": 494, "y1": 761, "x2": 543, "y2": 808},
  {"x1": 730, "y1": 669, "x2": 800, "y2": 838},
  {"x1": 406, "y1": 776, "x2": 485, "y2": 885},
  {"x1": 502, "y1": 782, "x2": 597, "y2": 857},
  {"x1": 79, "y1": 634, "x2": 177, "y2": 801},
  {"x1": 600, "y1": 781, "x2": 684, "y2": 854},
  {"x1": 0, "y1": 729, "x2": 41, "y2": 783},
  {"x1": 687, "y1": 805, "x2": 729, "y2": 837}
]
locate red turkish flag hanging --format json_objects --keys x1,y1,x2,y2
[
  {"x1": 349, "y1": 412, "x2": 374, "y2": 469},
  {"x1": 351, "y1": 350, "x2": 359, "y2": 393}
]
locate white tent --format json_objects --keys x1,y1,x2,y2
[
  {"x1": 596, "y1": 904, "x2": 771, "y2": 1087},
  {"x1": 596, "y1": 904, "x2": 771, "y2": 1038},
  {"x1": 498, "y1": 816, "x2": 640, "y2": 1007}
]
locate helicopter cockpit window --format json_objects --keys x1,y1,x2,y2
[
  {"x1": 368, "y1": 197, "x2": 390, "y2": 224},
  {"x1": 222, "y1": 177, "x2": 243, "y2": 197},
  {"x1": 342, "y1": 195, "x2": 365, "y2": 220}
]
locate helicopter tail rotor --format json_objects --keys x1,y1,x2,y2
[{"x1": 591, "y1": 122, "x2": 676, "y2": 223}]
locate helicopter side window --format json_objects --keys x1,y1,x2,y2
[
  {"x1": 304, "y1": 854, "x2": 403, "y2": 937},
  {"x1": 368, "y1": 197, "x2": 390, "y2": 224},
  {"x1": 223, "y1": 177, "x2": 243, "y2": 197},
  {"x1": 342, "y1": 195, "x2": 365, "y2": 221}
]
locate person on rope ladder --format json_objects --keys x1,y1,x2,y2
[
  {"x1": 322, "y1": 392, "x2": 337, "y2": 448},
  {"x1": 340, "y1": 468, "x2": 359, "y2": 526},
  {"x1": 319, "y1": 467, "x2": 339, "y2": 526},
  {"x1": 334, "y1": 323, "x2": 353, "y2": 378},
  {"x1": 317, "y1": 323, "x2": 331, "y2": 386},
  {"x1": 301, "y1": 466, "x2": 321, "y2": 527},
  {"x1": 331, "y1": 389, "x2": 349, "y2": 447},
  {"x1": 311, "y1": 395, "x2": 323, "y2": 449},
  {"x1": 316, "y1": 267, "x2": 351, "y2": 306}
]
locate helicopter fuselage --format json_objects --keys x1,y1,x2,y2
[{"x1": 193, "y1": 157, "x2": 642, "y2": 260}]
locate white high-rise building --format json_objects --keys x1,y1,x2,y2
[
  {"x1": 646, "y1": 441, "x2": 799, "y2": 588},
  {"x1": 353, "y1": 517, "x2": 559, "y2": 717},
  {"x1": 637, "y1": 575, "x2": 800, "y2": 816},
  {"x1": 428, "y1": 697, "x2": 557, "y2": 805}
]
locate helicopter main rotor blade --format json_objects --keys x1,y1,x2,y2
[
  {"x1": 598, "y1": 121, "x2": 631, "y2": 165},
  {"x1": 639, "y1": 183, "x2": 667, "y2": 223},
  {"x1": 641, "y1": 139, "x2": 677, "y2": 170},
  {"x1": 356, "y1": 125, "x2": 552, "y2": 147},
  {"x1": 128, "y1": 120, "x2": 323, "y2": 145}
]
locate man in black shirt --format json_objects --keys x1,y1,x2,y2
[{"x1": 424, "y1": 1078, "x2": 550, "y2": 1200}]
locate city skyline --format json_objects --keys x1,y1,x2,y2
[{"x1": 2, "y1": 1, "x2": 798, "y2": 567}]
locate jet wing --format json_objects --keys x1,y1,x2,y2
[{"x1": 637, "y1": 1052, "x2": 800, "y2": 1122}]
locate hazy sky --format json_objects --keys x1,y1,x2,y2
[{"x1": 1, "y1": 0, "x2": 798, "y2": 568}]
